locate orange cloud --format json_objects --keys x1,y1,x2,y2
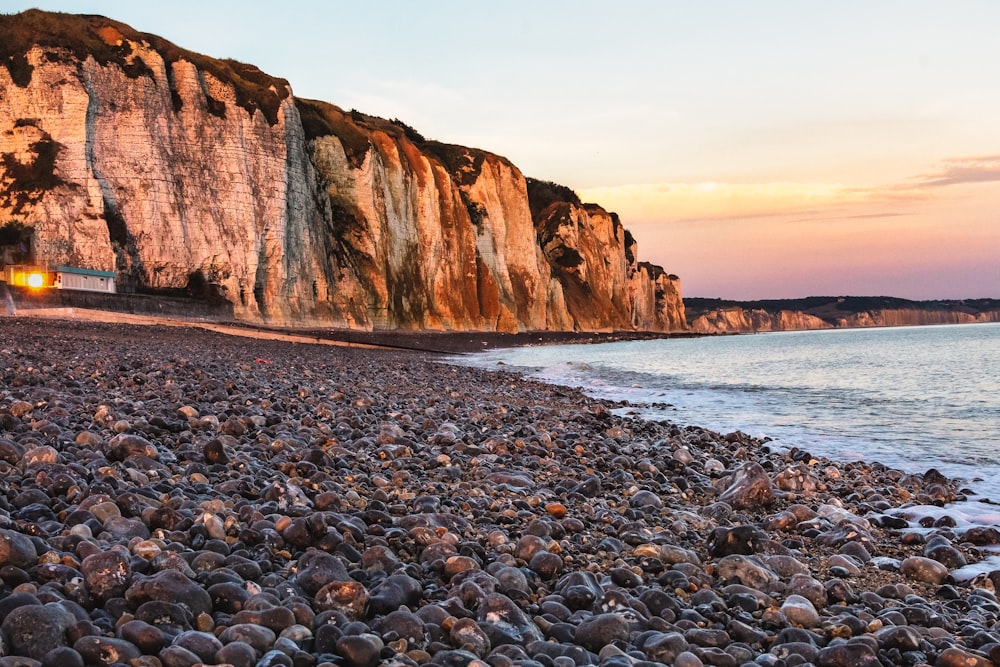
[
  {"x1": 579, "y1": 180, "x2": 923, "y2": 224},
  {"x1": 579, "y1": 154, "x2": 1000, "y2": 226}
]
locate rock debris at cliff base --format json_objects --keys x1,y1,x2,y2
[{"x1": 0, "y1": 317, "x2": 998, "y2": 667}]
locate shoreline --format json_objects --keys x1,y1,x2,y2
[
  {"x1": 0, "y1": 316, "x2": 998, "y2": 666},
  {"x1": 7, "y1": 306, "x2": 699, "y2": 353}
]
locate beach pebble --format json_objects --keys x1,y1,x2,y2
[
  {"x1": 874, "y1": 624, "x2": 922, "y2": 652},
  {"x1": 107, "y1": 433, "x2": 159, "y2": 461},
  {"x1": 707, "y1": 525, "x2": 764, "y2": 557},
  {"x1": 81, "y1": 547, "x2": 132, "y2": 601},
  {"x1": 255, "y1": 649, "x2": 294, "y2": 667},
  {"x1": 574, "y1": 613, "x2": 629, "y2": 652},
  {"x1": 295, "y1": 551, "x2": 352, "y2": 595},
  {"x1": 8, "y1": 400, "x2": 33, "y2": 418},
  {"x1": 449, "y1": 617, "x2": 490, "y2": 656},
  {"x1": 1, "y1": 604, "x2": 75, "y2": 659},
  {"x1": 118, "y1": 619, "x2": 167, "y2": 654},
  {"x1": 828, "y1": 554, "x2": 862, "y2": 575},
  {"x1": 476, "y1": 594, "x2": 542, "y2": 646},
  {"x1": 158, "y1": 644, "x2": 203, "y2": 667},
  {"x1": 218, "y1": 623, "x2": 277, "y2": 654},
  {"x1": 214, "y1": 641, "x2": 258, "y2": 667},
  {"x1": 718, "y1": 462, "x2": 774, "y2": 509},
  {"x1": 781, "y1": 594, "x2": 820, "y2": 628},
  {"x1": 816, "y1": 640, "x2": 883, "y2": 667},
  {"x1": 935, "y1": 647, "x2": 994, "y2": 667},
  {"x1": 125, "y1": 570, "x2": 212, "y2": 617},
  {"x1": 924, "y1": 539, "x2": 967, "y2": 569},
  {"x1": 642, "y1": 631, "x2": 689, "y2": 663},
  {"x1": 673, "y1": 651, "x2": 705, "y2": 667},
  {"x1": 787, "y1": 573, "x2": 827, "y2": 608},
  {"x1": 21, "y1": 446, "x2": 60, "y2": 468},
  {"x1": 0, "y1": 438, "x2": 24, "y2": 464},
  {"x1": 715, "y1": 555, "x2": 778, "y2": 589},
  {"x1": 0, "y1": 530, "x2": 38, "y2": 568},
  {"x1": 40, "y1": 647, "x2": 85, "y2": 667},
  {"x1": 528, "y1": 551, "x2": 563, "y2": 579},
  {"x1": 170, "y1": 630, "x2": 223, "y2": 662},
  {"x1": 773, "y1": 464, "x2": 820, "y2": 494},
  {"x1": 232, "y1": 606, "x2": 296, "y2": 633},
  {"x1": 368, "y1": 573, "x2": 423, "y2": 615},
  {"x1": 630, "y1": 489, "x2": 663, "y2": 509},
  {"x1": 314, "y1": 580, "x2": 370, "y2": 619},
  {"x1": 73, "y1": 636, "x2": 143, "y2": 665},
  {"x1": 899, "y1": 556, "x2": 949, "y2": 584},
  {"x1": 133, "y1": 600, "x2": 194, "y2": 634},
  {"x1": 336, "y1": 634, "x2": 383, "y2": 667}
]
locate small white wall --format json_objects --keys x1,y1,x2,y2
[{"x1": 56, "y1": 272, "x2": 116, "y2": 293}]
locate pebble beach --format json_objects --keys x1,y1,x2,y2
[{"x1": 0, "y1": 316, "x2": 998, "y2": 667}]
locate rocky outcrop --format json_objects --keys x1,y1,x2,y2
[
  {"x1": 687, "y1": 297, "x2": 1000, "y2": 334},
  {"x1": 532, "y1": 200, "x2": 684, "y2": 332},
  {"x1": 0, "y1": 10, "x2": 686, "y2": 332},
  {"x1": 690, "y1": 308, "x2": 832, "y2": 334},
  {"x1": 835, "y1": 309, "x2": 1000, "y2": 328}
]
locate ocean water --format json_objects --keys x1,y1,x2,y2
[{"x1": 461, "y1": 323, "x2": 1000, "y2": 522}]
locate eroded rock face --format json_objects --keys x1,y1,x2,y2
[
  {"x1": 534, "y1": 203, "x2": 685, "y2": 332},
  {"x1": 689, "y1": 306, "x2": 1000, "y2": 334},
  {"x1": 686, "y1": 294, "x2": 1000, "y2": 334},
  {"x1": 0, "y1": 10, "x2": 686, "y2": 332},
  {"x1": 690, "y1": 307, "x2": 833, "y2": 334}
]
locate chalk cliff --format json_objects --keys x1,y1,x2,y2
[
  {"x1": 834, "y1": 309, "x2": 1000, "y2": 328},
  {"x1": 689, "y1": 308, "x2": 832, "y2": 334},
  {"x1": 0, "y1": 10, "x2": 686, "y2": 332},
  {"x1": 686, "y1": 297, "x2": 1000, "y2": 334}
]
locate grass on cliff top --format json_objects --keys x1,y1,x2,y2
[
  {"x1": 420, "y1": 141, "x2": 517, "y2": 188},
  {"x1": 296, "y1": 99, "x2": 373, "y2": 169},
  {"x1": 0, "y1": 9, "x2": 289, "y2": 124},
  {"x1": 525, "y1": 178, "x2": 582, "y2": 224},
  {"x1": 295, "y1": 97, "x2": 515, "y2": 186}
]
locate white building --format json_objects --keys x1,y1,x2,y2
[{"x1": 54, "y1": 266, "x2": 116, "y2": 293}]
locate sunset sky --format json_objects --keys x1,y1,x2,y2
[{"x1": 7, "y1": 1, "x2": 1000, "y2": 299}]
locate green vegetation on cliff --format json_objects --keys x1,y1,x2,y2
[
  {"x1": 525, "y1": 178, "x2": 581, "y2": 224},
  {"x1": 0, "y1": 9, "x2": 289, "y2": 123},
  {"x1": 295, "y1": 99, "x2": 373, "y2": 168}
]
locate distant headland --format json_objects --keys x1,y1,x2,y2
[{"x1": 685, "y1": 295, "x2": 1000, "y2": 334}]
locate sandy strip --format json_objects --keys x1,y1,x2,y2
[{"x1": 8, "y1": 307, "x2": 385, "y2": 349}]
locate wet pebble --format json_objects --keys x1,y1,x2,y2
[
  {"x1": 900, "y1": 556, "x2": 949, "y2": 585},
  {"x1": 718, "y1": 462, "x2": 774, "y2": 509}
]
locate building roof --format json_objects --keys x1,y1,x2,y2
[{"x1": 56, "y1": 266, "x2": 116, "y2": 278}]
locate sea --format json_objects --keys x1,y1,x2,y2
[{"x1": 461, "y1": 322, "x2": 1000, "y2": 543}]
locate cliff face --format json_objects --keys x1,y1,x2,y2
[
  {"x1": 835, "y1": 309, "x2": 1000, "y2": 328},
  {"x1": 0, "y1": 11, "x2": 686, "y2": 332},
  {"x1": 533, "y1": 202, "x2": 684, "y2": 332},
  {"x1": 687, "y1": 298, "x2": 1000, "y2": 334},
  {"x1": 690, "y1": 307, "x2": 832, "y2": 334}
]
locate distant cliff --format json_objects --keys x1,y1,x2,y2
[
  {"x1": 687, "y1": 296, "x2": 1000, "y2": 334},
  {"x1": 0, "y1": 10, "x2": 685, "y2": 332}
]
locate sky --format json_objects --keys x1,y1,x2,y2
[{"x1": 6, "y1": 1, "x2": 1000, "y2": 300}]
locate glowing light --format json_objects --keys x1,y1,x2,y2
[{"x1": 26, "y1": 272, "x2": 44, "y2": 289}]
